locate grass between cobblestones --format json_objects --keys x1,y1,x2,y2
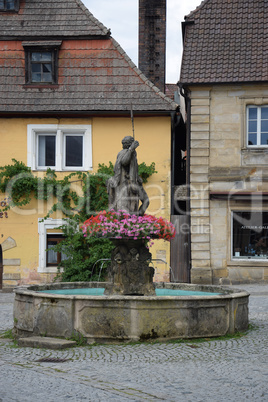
[
  {"x1": 0, "y1": 323, "x2": 258, "y2": 349},
  {"x1": 0, "y1": 328, "x2": 13, "y2": 339}
]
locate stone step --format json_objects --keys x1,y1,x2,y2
[{"x1": 18, "y1": 336, "x2": 76, "y2": 350}]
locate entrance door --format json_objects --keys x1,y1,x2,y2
[
  {"x1": 0, "y1": 245, "x2": 3, "y2": 290},
  {"x1": 170, "y1": 215, "x2": 190, "y2": 283}
]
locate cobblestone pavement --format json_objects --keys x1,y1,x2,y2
[{"x1": 0, "y1": 284, "x2": 268, "y2": 401}]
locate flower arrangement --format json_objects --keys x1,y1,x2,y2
[{"x1": 82, "y1": 210, "x2": 176, "y2": 245}]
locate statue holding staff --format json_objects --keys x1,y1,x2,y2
[{"x1": 107, "y1": 136, "x2": 149, "y2": 215}]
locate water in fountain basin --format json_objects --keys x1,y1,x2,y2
[{"x1": 39, "y1": 288, "x2": 222, "y2": 296}]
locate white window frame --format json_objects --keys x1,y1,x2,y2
[
  {"x1": 38, "y1": 218, "x2": 66, "y2": 273},
  {"x1": 27, "y1": 124, "x2": 92, "y2": 171},
  {"x1": 247, "y1": 105, "x2": 268, "y2": 148}
]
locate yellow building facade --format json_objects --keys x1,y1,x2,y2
[
  {"x1": 0, "y1": 115, "x2": 173, "y2": 288},
  {"x1": 0, "y1": 0, "x2": 177, "y2": 289}
]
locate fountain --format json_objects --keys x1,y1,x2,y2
[{"x1": 13, "y1": 137, "x2": 249, "y2": 343}]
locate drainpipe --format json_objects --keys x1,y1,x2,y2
[
  {"x1": 178, "y1": 84, "x2": 191, "y2": 283},
  {"x1": 171, "y1": 110, "x2": 176, "y2": 215},
  {"x1": 0, "y1": 245, "x2": 3, "y2": 290}
]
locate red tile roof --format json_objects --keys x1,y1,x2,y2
[
  {"x1": 0, "y1": 0, "x2": 109, "y2": 38},
  {"x1": 165, "y1": 84, "x2": 178, "y2": 100},
  {"x1": 180, "y1": 0, "x2": 268, "y2": 85},
  {"x1": 0, "y1": 0, "x2": 176, "y2": 114}
]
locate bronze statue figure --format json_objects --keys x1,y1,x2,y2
[{"x1": 107, "y1": 136, "x2": 149, "y2": 215}]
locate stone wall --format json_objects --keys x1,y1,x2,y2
[
  {"x1": 190, "y1": 89, "x2": 212, "y2": 283},
  {"x1": 190, "y1": 84, "x2": 268, "y2": 284}
]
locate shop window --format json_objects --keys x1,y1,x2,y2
[
  {"x1": 27, "y1": 124, "x2": 92, "y2": 171},
  {"x1": 0, "y1": 0, "x2": 19, "y2": 11},
  {"x1": 247, "y1": 105, "x2": 268, "y2": 147},
  {"x1": 232, "y1": 211, "x2": 268, "y2": 259}
]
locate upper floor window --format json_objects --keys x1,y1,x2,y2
[
  {"x1": 0, "y1": 0, "x2": 19, "y2": 11},
  {"x1": 247, "y1": 105, "x2": 268, "y2": 147},
  {"x1": 27, "y1": 124, "x2": 92, "y2": 171},
  {"x1": 23, "y1": 41, "x2": 61, "y2": 85}
]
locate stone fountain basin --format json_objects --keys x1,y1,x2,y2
[{"x1": 13, "y1": 282, "x2": 249, "y2": 343}]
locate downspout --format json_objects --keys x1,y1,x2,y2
[
  {"x1": 170, "y1": 110, "x2": 176, "y2": 215},
  {"x1": 0, "y1": 245, "x2": 3, "y2": 290},
  {"x1": 178, "y1": 84, "x2": 191, "y2": 282}
]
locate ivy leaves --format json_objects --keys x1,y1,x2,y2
[
  {"x1": 0, "y1": 159, "x2": 157, "y2": 218},
  {"x1": 0, "y1": 158, "x2": 157, "y2": 282}
]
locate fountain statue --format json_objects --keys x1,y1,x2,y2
[
  {"x1": 13, "y1": 135, "x2": 249, "y2": 344},
  {"x1": 107, "y1": 136, "x2": 149, "y2": 216},
  {"x1": 105, "y1": 136, "x2": 154, "y2": 295}
]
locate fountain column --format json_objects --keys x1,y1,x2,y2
[
  {"x1": 104, "y1": 238, "x2": 155, "y2": 296},
  {"x1": 105, "y1": 136, "x2": 155, "y2": 295}
]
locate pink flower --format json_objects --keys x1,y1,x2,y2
[{"x1": 82, "y1": 209, "x2": 176, "y2": 246}]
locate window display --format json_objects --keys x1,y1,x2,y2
[{"x1": 232, "y1": 211, "x2": 268, "y2": 259}]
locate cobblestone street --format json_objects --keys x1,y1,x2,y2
[{"x1": 0, "y1": 284, "x2": 267, "y2": 401}]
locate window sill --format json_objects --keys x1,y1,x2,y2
[
  {"x1": 37, "y1": 266, "x2": 63, "y2": 274},
  {"x1": 0, "y1": 11, "x2": 19, "y2": 13},
  {"x1": 243, "y1": 147, "x2": 268, "y2": 150},
  {"x1": 23, "y1": 84, "x2": 59, "y2": 89},
  {"x1": 228, "y1": 258, "x2": 268, "y2": 266},
  {"x1": 242, "y1": 148, "x2": 268, "y2": 166},
  {"x1": 32, "y1": 167, "x2": 92, "y2": 172}
]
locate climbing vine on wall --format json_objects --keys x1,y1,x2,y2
[
  {"x1": 0, "y1": 159, "x2": 157, "y2": 219},
  {"x1": 0, "y1": 159, "x2": 157, "y2": 281}
]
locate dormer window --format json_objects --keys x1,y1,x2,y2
[
  {"x1": 30, "y1": 51, "x2": 54, "y2": 83},
  {"x1": 0, "y1": 0, "x2": 19, "y2": 11},
  {"x1": 22, "y1": 41, "x2": 62, "y2": 85}
]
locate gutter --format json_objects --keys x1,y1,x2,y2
[{"x1": 0, "y1": 110, "x2": 174, "y2": 118}]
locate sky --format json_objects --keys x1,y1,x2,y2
[{"x1": 83, "y1": 0, "x2": 202, "y2": 83}]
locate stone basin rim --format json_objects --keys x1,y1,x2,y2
[
  {"x1": 14, "y1": 282, "x2": 250, "y2": 300},
  {"x1": 13, "y1": 282, "x2": 250, "y2": 342}
]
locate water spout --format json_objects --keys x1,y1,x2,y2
[
  {"x1": 91, "y1": 258, "x2": 111, "y2": 281},
  {"x1": 151, "y1": 259, "x2": 176, "y2": 282}
]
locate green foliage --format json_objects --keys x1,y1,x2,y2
[
  {"x1": 68, "y1": 331, "x2": 87, "y2": 346},
  {"x1": 0, "y1": 159, "x2": 37, "y2": 209},
  {"x1": 0, "y1": 159, "x2": 156, "y2": 282},
  {"x1": 53, "y1": 216, "x2": 113, "y2": 282},
  {"x1": 97, "y1": 161, "x2": 114, "y2": 176},
  {"x1": 0, "y1": 159, "x2": 157, "y2": 215},
  {"x1": 0, "y1": 328, "x2": 14, "y2": 339},
  {"x1": 138, "y1": 162, "x2": 157, "y2": 183}
]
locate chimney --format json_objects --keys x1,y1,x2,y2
[{"x1": 138, "y1": 0, "x2": 166, "y2": 93}]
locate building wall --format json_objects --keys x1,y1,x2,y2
[
  {"x1": 0, "y1": 116, "x2": 172, "y2": 288},
  {"x1": 190, "y1": 84, "x2": 268, "y2": 284}
]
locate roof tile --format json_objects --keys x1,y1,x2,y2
[
  {"x1": 0, "y1": 38, "x2": 176, "y2": 113},
  {"x1": 0, "y1": 0, "x2": 176, "y2": 113},
  {"x1": 180, "y1": 0, "x2": 268, "y2": 84},
  {"x1": 0, "y1": 0, "x2": 109, "y2": 38}
]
